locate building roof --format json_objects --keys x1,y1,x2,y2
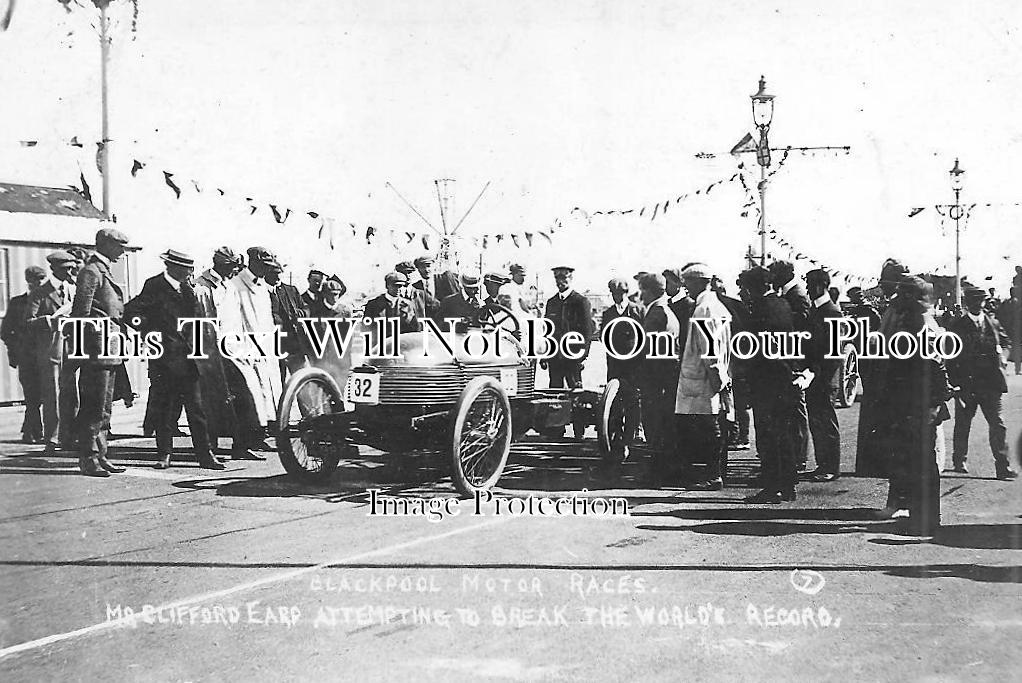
[{"x1": 0, "y1": 182, "x2": 104, "y2": 220}]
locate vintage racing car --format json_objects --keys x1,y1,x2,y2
[{"x1": 275, "y1": 305, "x2": 625, "y2": 496}]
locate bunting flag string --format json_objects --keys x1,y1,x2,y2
[
  {"x1": 764, "y1": 227, "x2": 873, "y2": 287},
  {"x1": 585, "y1": 171, "x2": 744, "y2": 222}
]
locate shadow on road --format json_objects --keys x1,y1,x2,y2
[{"x1": 870, "y1": 523, "x2": 1022, "y2": 551}]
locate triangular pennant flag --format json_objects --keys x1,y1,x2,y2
[
  {"x1": 422, "y1": 234, "x2": 430, "y2": 251},
  {"x1": 524, "y1": 233, "x2": 533, "y2": 246},
  {"x1": 706, "y1": 183, "x2": 715, "y2": 194},
  {"x1": 539, "y1": 231, "x2": 552, "y2": 244},
  {"x1": 163, "y1": 172, "x2": 181, "y2": 199},
  {"x1": 662, "y1": 200, "x2": 669, "y2": 215},
  {"x1": 650, "y1": 204, "x2": 659, "y2": 221},
  {"x1": 496, "y1": 234, "x2": 504, "y2": 243},
  {"x1": 79, "y1": 172, "x2": 92, "y2": 204},
  {"x1": 19, "y1": 140, "x2": 37, "y2": 147},
  {"x1": 307, "y1": 211, "x2": 319, "y2": 219},
  {"x1": 191, "y1": 180, "x2": 202, "y2": 193},
  {"x1": 510, "y1": 234, "x2": 520, "y2": 248},
  {"x1": 269, "y1": 204, "x2": 290, "y2": 224},
  {"x1": 730, "y1": 132, "x2": 757, "y2": 155},
  {"x1": 908, "y1": 207, "x2": 925, "y2": 217},
  {"x1": 217, "y1": 188, "x2": 225, "y2": 196},
  {"x1": 70, "y1": 136, "x2": 83, "y2": 148},
  {"x1": 482, "y1": 236, "x2": 489, "y2": 249},
  {"x1": 130, "y1": 159, "x2": 144, "y2": 177},
  {"x1": 639, "y1": 207, "x2": 646, "y2": 217},
  {"x1": 366, "y1": 226, "x2": 375, "y2": 243},
  {"x1": 405, "y1": 232, "x2": 416, "y2": 243}
]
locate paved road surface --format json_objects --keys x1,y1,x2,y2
[{"x1": 1, "y1": 354, "x2": 1020, "y2": 681}]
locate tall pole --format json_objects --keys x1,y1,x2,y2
[
  {"x1": 99, "y1": 0, "x2": 111, "y2": 220},
  {"x1": 954, "y1": 187, "x2": 961, "y2": 308},
  {"x1": 758, "y1": 164, "x2": 767, "y2": 266}
]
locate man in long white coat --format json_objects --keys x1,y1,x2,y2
[
  {"x1": 675, "y1": 263, "x2": 732, "y2": 490},
  {"x1": 217, "y1": 246, "x2": 283, "y2": 459}
]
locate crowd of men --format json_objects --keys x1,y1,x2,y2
[{"x1": 1, "y1": 231, "x2": 1019, "y2": 536}]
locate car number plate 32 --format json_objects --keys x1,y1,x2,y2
[{"x1": 345, "y1": 371, "x2": 380, "y2": 404}]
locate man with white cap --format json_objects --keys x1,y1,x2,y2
[
  {"x1": 124, "y1": 250, "x2": 225, "y2": 470},
  {"x1": 26, "y1": 249, "x2": 80, "y2": 452},
  {"x1": 72, "y1": 227, "x2": 130, "y2": 477},
  {"x1": 674, "y1": 263, "x2": 732, "y2": 490}
]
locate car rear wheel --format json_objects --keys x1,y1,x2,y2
[
  {"x1": 277, "y1": 369, "x2": 346, "y2": 481},
  {"x1": 835, "y1": 343, "x2": 859, "y2": 408},
  {"x1": 450, "y1": 376, "x2": 512, "y2": 497}
]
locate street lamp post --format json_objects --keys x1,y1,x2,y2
[
  {"x1": 751, "y1": 76, "x2": 775, "y2": 266},
  {"x1": 949, "y1": 158, "x2": 966, "y2": 308}
]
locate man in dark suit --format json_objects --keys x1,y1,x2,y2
[
  {"x1": 713, "y1": 276, "x2": 751, "y2": 450},
  {"x1": 437, "y1": 273, "x2": 484, "y2": 322},
  {"x1": 71, "y1": 228, "x2": 130, "y2": 477},
  {"x1": 266, "y1": 260, "x2": 309, "y2": 380},
  {"x1": 26, "y1": 250, "x2": 80, "y2": 452},
  {"x1": 300, "y1": 269, "x2": 325, "y2": 311},
  {"x1": 663, "y1": 267, "x2": 695, "y2": 355},
  {"x1": 804, "y1": 269, "x2": 843, "y2": 481},
  {"x1": 740, "y1": 266, "x2": 812, "y2": 503},
  {"x1": 124, "y1": 250, "x2": 225, "y2": 470},
  {"x1": 769, "y1": 260, "x2": 810, "y2": 471},
  {"x1": 600, "y1": 277, "x2": 644, "y2": 460},
  {"x1": 414, "y1": 255, "x2": 459, "y2": 304},
  {"x1": 947, "y1": 286, "x2": 1016, "y2": 479},
  {"x1": 544, "y1": 265, "x2": 594, "y2": 389},
  {"x1": 2, "y1": 265, "x2": 47, "y2": 443},
  {"x1": 364, "y1": 271, "x2": 419, "y2": 332},
  {"x1": 635, "y1": 273, "x2": 679, "y2": 473}
]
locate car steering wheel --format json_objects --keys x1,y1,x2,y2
[{"x1": 475, "y1": 303, "x2": 521, "y2": 337}]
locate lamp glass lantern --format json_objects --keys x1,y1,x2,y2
[
  {"x1": 751, "y1": 76, "x2": 775, "y2": 128},
  {"x1": 949, "y1": 158, "x2": 965, "y2": 192}
]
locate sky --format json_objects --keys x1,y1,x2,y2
[{"x1": 2, "y1": 0, "x2": 1022, "y2": 296}]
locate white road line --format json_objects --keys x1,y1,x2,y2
[{"x1": 0, "y1": 514, "x2": 514, "y2": 661}]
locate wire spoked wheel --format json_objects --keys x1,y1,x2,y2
[
  {"x1": 450, "y1": 376, "x2": 512, "y2": 497},
  {"x1": 276, "y1": 369, "x2": 346, "y2": 481},
  {"x1": 836, "y1": 344, "x2": 859, "y2": 408}
]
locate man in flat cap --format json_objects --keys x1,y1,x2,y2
[
  {"x1": 124, "y1": 250, "x2": 224, "y2": 470},
  {"x1": 544, "y1": 266, "x2": 594, "y2": 396},
  {"x1": 674, "y1": 263, "x2": 732, "y2": 491},
  {"x1": 437, "y1": 272, "x2": 484, "y2": 322},
  {"x1": 71, "y1": 227, "x2": 130, "y2": 476},
  {"x1": 663, "y1": 267, "x2": 695, "y2": 355},
  {"x1": 364, "y1": 271, "x2": 419, "y2": 331},
  {"x1": 739, "y1": 266, "x2": 810, "y2": 503},
  {"x1": 947, "y1": 286, "x2": 1016, "y2": 480},
  {"x1": 301, "y1": 269, "x2": 326, "y2": 311},
  {"x1": 396, "y1": 261, "x2": 433, "y2": 319},
  {"x1": 414, "y1": 255, "x2": 459, "y2": 304},
  {"x1": 600, "y1": 277, "x2": 644, "y2": 460},
  {"x1": 26, "y1": 249, "x2": 81, "y2": 452},
  {"x1": 804, "y1": 268, "x2": 843, "y2": 482},
  {"x1": 265, "y1": 258, "x2": 310, "y2": 381},
  {"x1": 2, "y1": 266, "x2": 48, "y2": 443},
  {"x1": 192, "y1": 246, "x2": 245, "y2": 448},
  {"x1": 216, "y1": 246, "x2": 284, "y2": 460}
]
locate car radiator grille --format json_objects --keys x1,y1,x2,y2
[{"x1": 377, "y1": 363, "x2": 535, "y2": 405}]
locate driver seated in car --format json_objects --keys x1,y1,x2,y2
[
  {"x1": 363, "y1": 271, "x2": 420, "y2": 332},
  {"x1": 436, "y1": 273, "x2": 485, "y2": 322}
]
